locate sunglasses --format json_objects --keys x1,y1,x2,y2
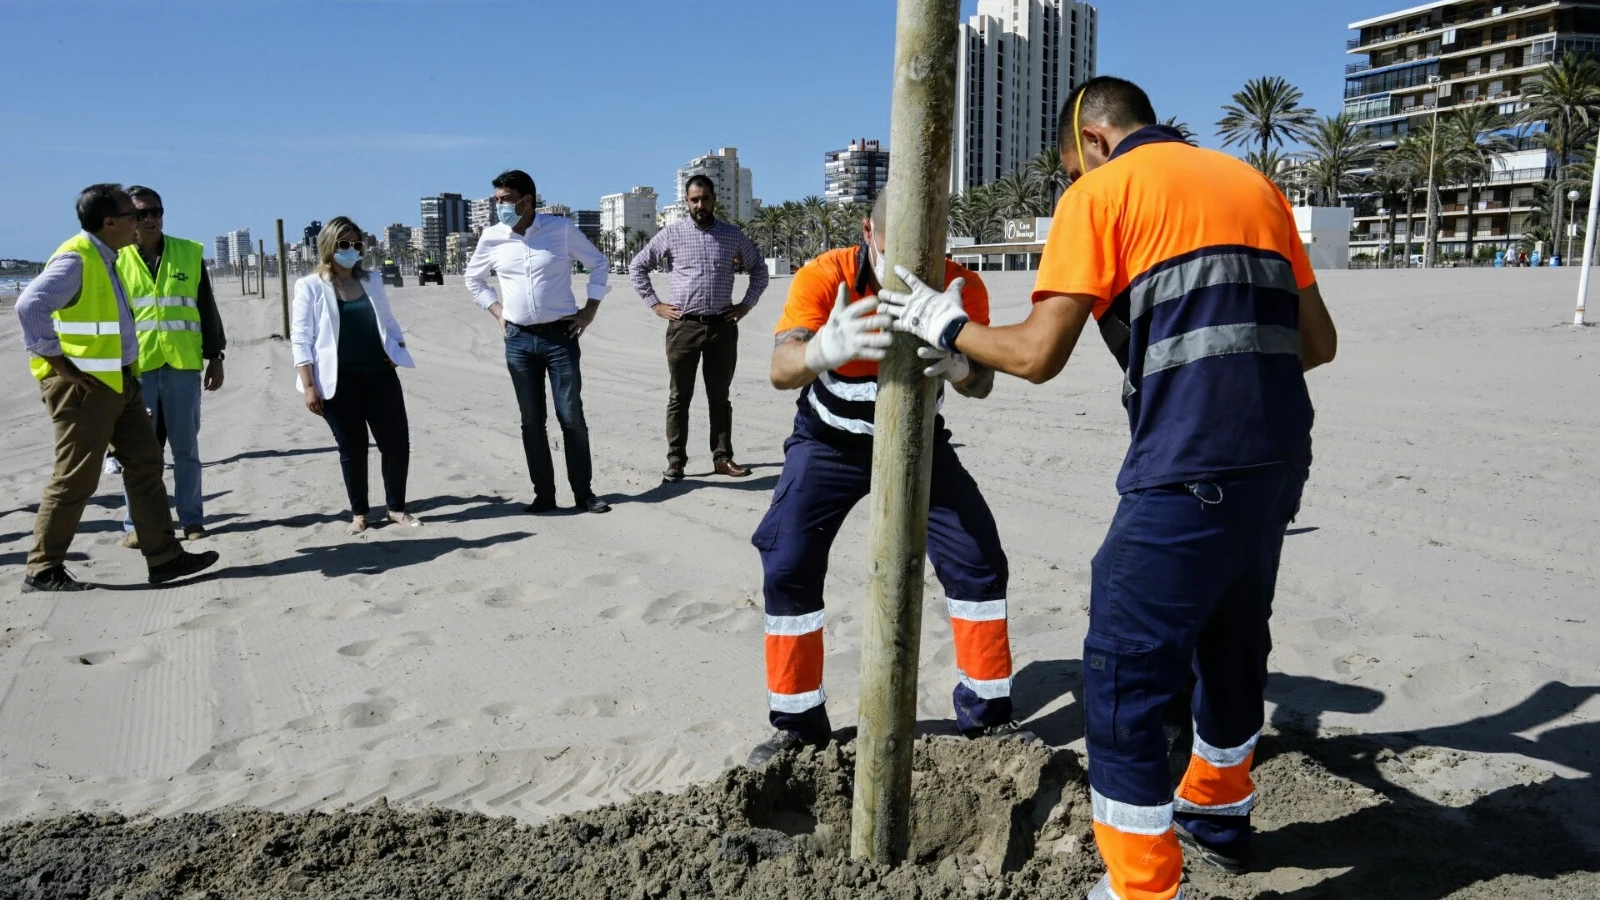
[
  {"x1": 336, "y1": 240, "x2": 366, "y2": 252},
  {"x1": 135, "y1": 208, "x2": 164, "y2": 221}
]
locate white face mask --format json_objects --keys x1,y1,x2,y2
[{"x1": 872, "y1": 235, "x2": 889, "y2": 285}]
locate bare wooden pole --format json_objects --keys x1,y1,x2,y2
[
  {"x1": 257, "y1": 239, "x2": 267, "y2": 297},
  {"x1": 276, "y1": 219, "x2": 290, "y2": 338},
  {"x1": 850, "y1": 0, "x2": 959, "y2": 865}
]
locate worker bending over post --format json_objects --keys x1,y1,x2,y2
[{"x1": 881, "y1": 76, "x2": 1338, "y2": 900}]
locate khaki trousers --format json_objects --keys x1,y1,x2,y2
[{"x1": 28, "y1": 370, "x2": 180, "y2": 576}]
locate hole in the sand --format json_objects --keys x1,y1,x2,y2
[{"x1": 756, "y1": 807, "x2": 817, "y2": 838}]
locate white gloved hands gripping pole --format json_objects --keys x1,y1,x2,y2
[
  {"x1": 878, "y1": 264, "x2": 973, "y2": 381},
  {"x1": 804, "y1": 282, "x2": 895, "y2": 373}
]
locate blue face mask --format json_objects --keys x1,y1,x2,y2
[
  {"x1": 333, "y1": 248, "x2": 362, "y2": 269},
  {"x1": 496, "y1": 203, "x2": 521, "y2": 226}
]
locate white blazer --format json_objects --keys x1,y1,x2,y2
[{"x1": 291, "y1": 270, "x2": 415, "y2": 399}]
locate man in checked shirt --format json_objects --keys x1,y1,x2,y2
[{"x1": 630, "y1": 175, "x2": 769, "y2": 482}]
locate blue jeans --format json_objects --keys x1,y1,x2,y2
[
  {"x1": 123, "y1": 366, "x2": 202, "y2": 530},
  {"x1": 504, "y1": 323, "x2": 593, "y2": 501}
]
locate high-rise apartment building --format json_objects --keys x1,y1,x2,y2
[
  {"x1": 824, "y1": 138, "x2": 891, "y2": 205},
  {"x1": 226, "y1": 229, "x2": 252, "y2": 266},
  {"x1": 676, "y1": 148, "x2": 755, "y2": 222},
  {"x1": 573, "y1": 210, "x2": 602, "y2": 246},
  {"x1": 383, "y1": 224, "x2": 411, "y2": 253},
  {"x1": 1345, "y1": 1, "x2": 1600, "y2": 259},
  {"x1": 600, "y1": 186, "x2": 660, "y2": 245},
  {"x1": 468, "y1": 196, "x2": 495, "y2": 232},
  {"x1": 213, "y1": 235, "x2": 228, "y2": 262},
  {"x1": 420, "y1": 192, "x2": 467, "y2": 263},
  {"x1": 951, "y1": 0, "x2": 1098, "y2": 194}
]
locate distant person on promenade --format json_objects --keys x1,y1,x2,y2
[
  {"x1": 629, "y1": 175, "x2": 769, "y2": 482},
  {"x1": 465, "y1": 169, "x2": 612, "y2": 514},
  {"x1": 15, "y1": 184, "x2": 220, "y2": 591},
  {"x1": 881, "y1": 77, "x2": 1338, "y2": 900},
  {"x1": 746, "y1": 191, "x2": 1019, "y2": 766},
  {"x1": 291, "y1": 217, "x2": 418, "y2": 535},
  {"x1": 115, "y1": 185, "x2": 227, "y2": 547}
]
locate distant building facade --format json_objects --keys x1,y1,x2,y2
[
  {"x1": 951, "y1": 0, "x2": 1099, "y2": 193},
  {"x1": 600, "y1": 186, "x2": 660, "y2": 246},
  {"x1": 420, "y1": 192, "x2": 467, "y2": 263},
  {"x1": 468, "y1": 196, "x2": 495, "y2": 233},
  {"x1": 677, "y1": 147, "x2": 755, "y2": 221},
  {"x1": 824, "y1": 138, "x2": 890, "y2": 205},
  {"x1": 226, "y1": 229, "x2": 252, "y2": 266},
  {"x1": 573, "y1": 209, "x2": 602, "y2": 246}
]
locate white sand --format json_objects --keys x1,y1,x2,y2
[{"x1": 0, "y1": 267, "x2": 1593, "y2": 829}]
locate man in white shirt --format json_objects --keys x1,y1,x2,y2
[{"x1": 464, "y1": 169, "x2": 612, "y2": 514}]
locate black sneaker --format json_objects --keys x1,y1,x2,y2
[
  {"x1": 525, "y1": 497, "x2": 558, "y2": 514},
  {"x1": 148, "y1": 549, "x2": 220, "y2": 585},
  {"x1": 747, "y1": 729, "x2": 825, "y2": 767},
  {"x1": 1175, "y1": 822, "x2": 1249, "y2": 874},
  {"x1": 22, "y1": 567, "x2": 93, "y2": 593},
  {"x1": 579, "y1": 495, "x2": 611, "y2": 514},
  {"x1": 967, "y1": 721, "x2": 1039, "y2": 743}
]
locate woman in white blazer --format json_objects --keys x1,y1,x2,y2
[{"x1": 291, "y1": 216, "x2": 418, "y2": 534}]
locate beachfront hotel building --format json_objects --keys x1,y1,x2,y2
[
  {"x1": 225, "y1": 229, "x2": 252, "y2": 266},
  {"x1": 1344, "y1": 0, "x2": 1600, "y2": 259},
  {"x1": 824, "y1": 139, "x2": 891, "y2": 205},
  {"x1": 420, "y1": 192, "x2": 467, "y2": 264},
  {"x1": 675, "y1": 148, "x2": 755, "y2": 222},
  {"x1": 951, "y1": 0, "x2": 1098, "y2": 194},
  {"x1": 213, "y1": 235, "x2": 228, "y2": 263},
  {"x1": 468, "y1": 196, "x2": 495, "y2": 233},
  {"x1": 601, "y1": 187, "x2": 659, "y2": 247}
]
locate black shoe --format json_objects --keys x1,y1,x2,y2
[
  {"x1": 662, "y1": 464, "x2": 685, "y2": 483},
  {"x1": 578, "y1": 495, "x2": 611, "y2": 514},
  {"x1": 22, "y1": 567, "x2": 93, "y2": 593},
  {"x1": 747, "y1": 729, "x2": 825, "y2": 767},
  {"x1": 966, "y1": 721, "x2": 1039, "y2": 743},
  {"x1": 148, "y1": 549, "x2": 220, "y2": 585},
  {"x1": 525, "y1": 497, "x2": 558, "y2": 514},
  {"x1": 1175, "y1": 822, "x2": 1249, "y2": 875}
]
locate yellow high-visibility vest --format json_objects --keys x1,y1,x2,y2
[
  {"x1": 118, "y1": 236, "x2": 204, "y2": 372},
  {"x1": 28, "y1": 234, "x2": 125, "y2": 391}
]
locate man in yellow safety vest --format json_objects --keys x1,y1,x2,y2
[
  {"x1": 115, "y1": 185, "x2": 227, "y2": 544},
  {"x1": 15, "y1": 183, "x2": 220, "y2": 591}
]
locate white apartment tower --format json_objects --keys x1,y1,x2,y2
[
  {"x1": 600, "y1": 187, "x2": 659, "y2": 245},
  {"x1": 677, "y1": 148, "x2": 755, "y2": 222},
  {"x1": 951, "y1": 0, "x2": 1098, "y2": 194},
  {"x1": 226, "y1": 228, "x2": 252, "y2": 266}
]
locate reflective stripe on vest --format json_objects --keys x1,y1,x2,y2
[
  {"x1": 118, "y1": 236, "x2": 204, "y2": 372},
  {"x1": 28, "y1": 235, "x2": 124, "y2": 391}
]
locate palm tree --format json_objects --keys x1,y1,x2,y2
[
  {"x1": 1217, "y1": 76, "x2": 1318, "y2": 157},
  {"x1": 1247, "y1": 147, "x2": 1295, "y2": 193},
  {"x1": 800, "y1": 195, "x2": 830, "y2": 257},
  {"x1": 1161, "y1": 116, "x2": 1199, "y2": 146},
  {"x1": 1517, "y1": 52, "x2": 1600, "y2": 248},
  {"x1": 1445, "y1": 105, "x2": 1515, "y2": 261},
  {"x1": 1295, "y1": 113, "x2": 1375, "y2": 207},
  {"x1": 1365, "y1": 162, "x2": 1414, "y2": 266},
  {"x1": 992, "y1": 171, "x2": 1048, "y2": 219},
  {"x1": 1391, "y1": 135, "x2": 1432, "y2": 263},
  {"x1": 1025, "y1": 147, "x2": 1071, "y2": 207}
]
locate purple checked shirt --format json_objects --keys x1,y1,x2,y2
[{"x1": 629, "y1": 219, "x2": 769, "y2": 314}]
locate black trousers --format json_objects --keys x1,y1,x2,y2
[{"x1": 322, "y1": 366, "x2": 410, "y2": 516}]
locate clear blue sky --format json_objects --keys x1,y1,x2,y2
[{"x1": 1, "y1": 0, "x2": 1402, "y2": 259}]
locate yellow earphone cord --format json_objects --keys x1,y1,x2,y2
[{"x1": 1073, "y1": 89, "x2": 1086, "y2": 179}]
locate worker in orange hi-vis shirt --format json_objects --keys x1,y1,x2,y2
[
  {"x1": 881, "y1": 76, "x2": 1339, "y2": 900},
  {"x1": 745, "y1": 191, "x2": 1028, "y2": 767}
]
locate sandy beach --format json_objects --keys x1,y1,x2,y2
[{"x1": 0, "y1": 266, "x2": 1594, "y2": 896}]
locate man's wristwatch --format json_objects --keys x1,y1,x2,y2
[{"x1": 938, "y1": 318, "x2": 969, "y2": 352}]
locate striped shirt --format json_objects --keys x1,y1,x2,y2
[
  {"x1": 630, "y1": 219, "x2": 769, "y2": 314},
  {"x1": 16, "y1": 231, "x2": 138, "y2": 365}
]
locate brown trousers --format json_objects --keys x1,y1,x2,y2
[
  {"x1": 28, "y1": 370, "x2": 180, "y2": 576},
  {"x1": 665, "y1": 317, "x2": 738, "y2": 466}
]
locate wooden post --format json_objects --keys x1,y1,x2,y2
[
  {"x1": 276, "y1": 219, "x2": 291, "y2": 338},
  {"x1": 255, "y1": 239, "x2": 265, "y2": 297},
  {"x1": 849, "y1": 0, "x2": 960, "y2": 865}
]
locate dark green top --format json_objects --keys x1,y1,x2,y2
[{"x1": 337, "y1": 293, "x2": 389, "y2": 375}]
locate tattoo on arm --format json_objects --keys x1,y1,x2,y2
[{"x1": 774, "y1": 327, "x2": 815, "y2": 346}]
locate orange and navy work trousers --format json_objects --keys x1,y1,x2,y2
[
  {"x1": 751, "y1": 433, "x2": 1012, "y2": 744},
  {"x1": 1084, "y1": 467, "x2": 1306, "y2": 900}
]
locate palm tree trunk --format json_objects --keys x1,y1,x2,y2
[
  {"x1": 1464, "y1": 176, "x2": 1476, "y2": 263},
  {"x1": 1405, "y1": 189, "x2": 1417, "y2": 265},
  {"x1": 1388, "y1": 206, "x2": 1399, "y2": 266}
]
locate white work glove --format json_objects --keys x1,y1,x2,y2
[
  {"x1": 917, "y1": 346, "x2": 971, "y2": 383},
  {"x1": 878, "y1": 264, "x2": 970, "y2": 350},
  {"x1": 804, "y1": 283, "x2": 893, "y2": 373}
]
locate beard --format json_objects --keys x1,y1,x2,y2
[{"x1": 691, "y1": 209, "x2": 714, "y2": 225}]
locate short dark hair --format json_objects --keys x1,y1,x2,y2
[
  {"x1": 76, "y1": 183, "x2": 127, "y2": 233},
  {"x1": 126, "y1": 185, "x2": 162, "y2": 207},
  {"x1": 1058, "y1": 76, "x2": 1158, "y2": 148},
  {"x1": 684, "y1": 174, "x2": 716, "y2": 196},
  {"x1": 492, "y1": 169, "x2": 537, "y2": 201}
]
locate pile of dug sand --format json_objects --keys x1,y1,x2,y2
[{"x1": 0, "y1": 732, "x2": 1593, "y2": 899}]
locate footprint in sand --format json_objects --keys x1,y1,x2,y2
[
  {"x1": 551, "y1": 692, "x2": 647, "y2": 718},
  {"x1": 72, "y1": 644, "x2": 165, "y2": 668},
  {"x1": 0, "y1": 626, "x2": 52, "y2": 652},
  {"x1": 599, "y1": 591, "x2": 758, "y2": 633},
  {"x1": 476, "y1": 585, "x2": 557, "y2": 610},
  {"x1": 287, "y1": 693, "x2": 407, "y2": 732},
  {"x1": 568, "y1": 572, "x2": 642, "y2": 590},
  {"x1": 336, "y1": 631, "x2": 435, "y2": 662}
]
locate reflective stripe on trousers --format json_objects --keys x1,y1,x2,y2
[
  {"x1": 947, "y1": 597, "x2": 1011, "y2": 700},
  {"x1": 765, "y1": 610, "x2": 825, "y2": 715},
  {"x1": 1174, "y1": 728, "x2": 1259, "y2": 816},
  {"x1": 1090, "y1": 788, "x2": 1184, "y2": 900}
]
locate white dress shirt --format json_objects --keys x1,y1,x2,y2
[{"x1": 464, "y1": 217, "x2": 610, "y2": 325}]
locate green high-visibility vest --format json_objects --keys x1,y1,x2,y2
[
  {"x1": 29, "y1": 234, "x2": 125, "y2": 391},
  {"x1": 117, "y1": 236, "x2": 204, "y2": 372}
]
